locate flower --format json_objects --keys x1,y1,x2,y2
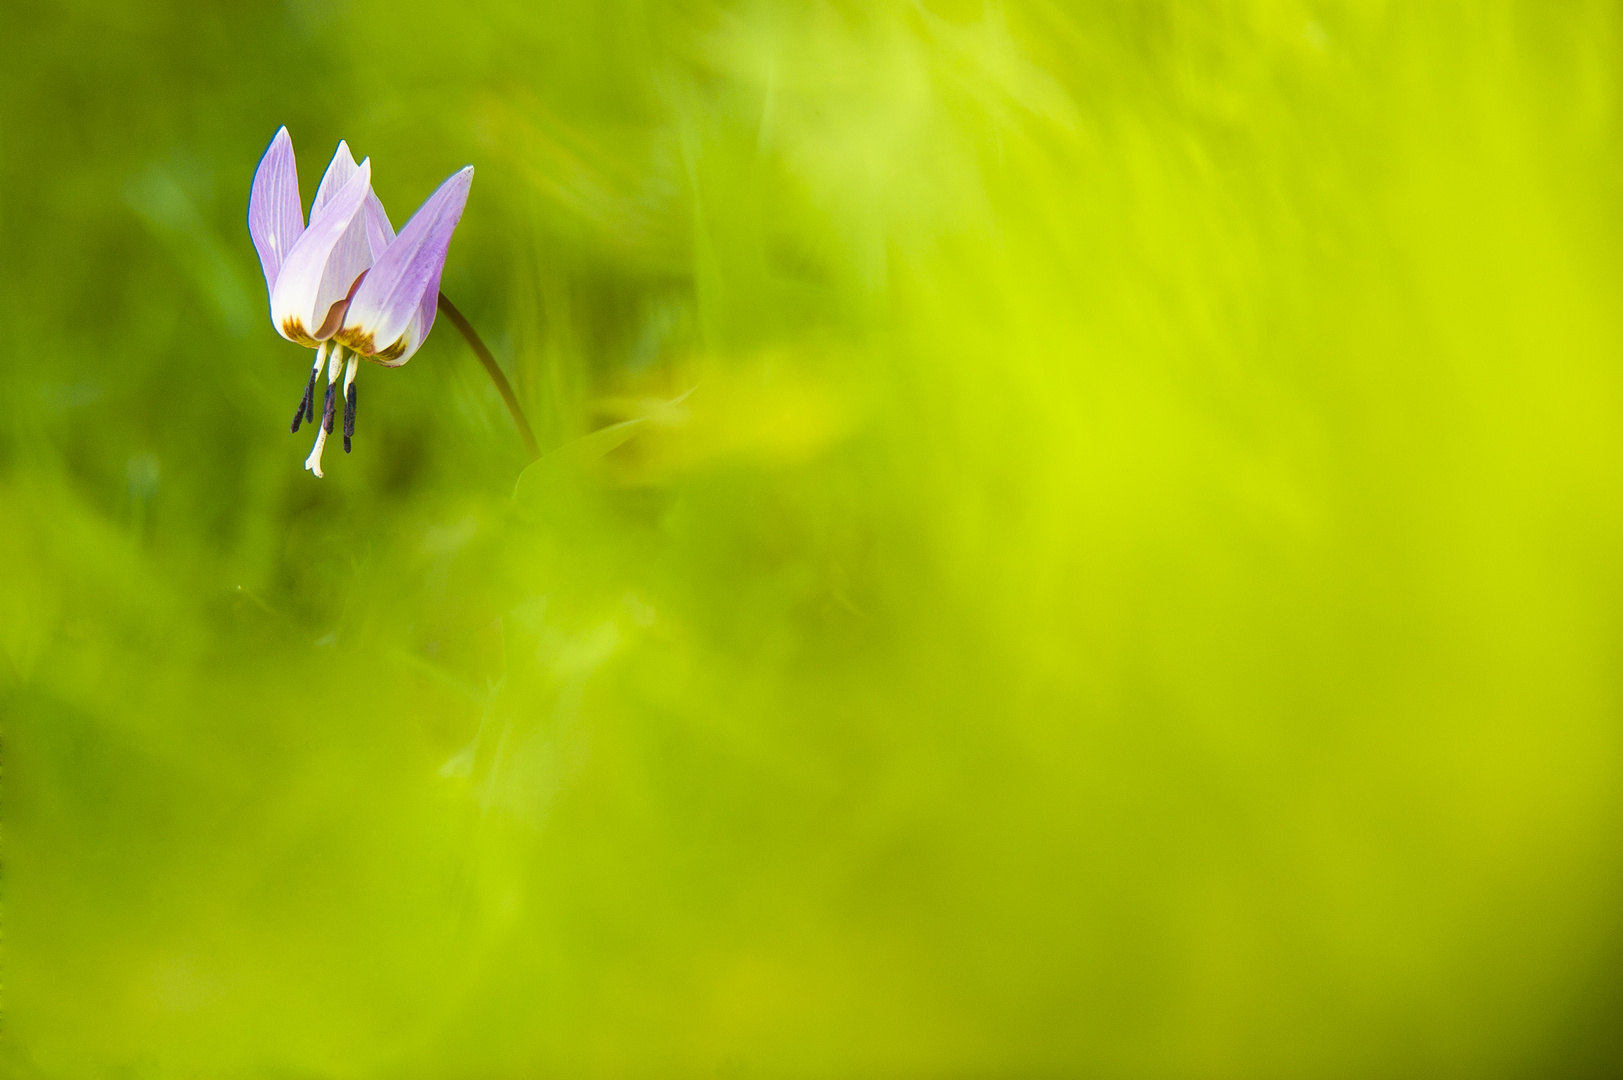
[{"x1": 248, "y1": 127, "x2": 474, "y2": 477}]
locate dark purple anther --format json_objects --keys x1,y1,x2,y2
[
  {"x1": 290, "y1": 366, "x2": 317, "y2": 433},
  {"x1": 322, "y1": 382, "x2": 337, "y2": 434},
  {"x1": 343, "y1": 382, "x2": 356, "y2": 453}
]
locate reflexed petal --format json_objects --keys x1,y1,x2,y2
[
  {"x1": 313, "y1": 200, "x2": 376, "y2": 339},
  {"x1": 338, "y1": 166, "x2": 472, "y2": 361},
  {"x1": 363, "y1": 190, "x2": 395, "y2": 262},
  {"x1": 269, "y1": 159, "x2": 373, "y2": 344},
  {"x1": 368, "y1": 296, "x2": 432, "y2": 368},
  {"x1": 311, "y1": 141, "x2": 360, "y2": 217},
  {"x1": 316, "y1": 141, "x2": 396, "y2": 262},
  {"x1": 380, "y1": 235, "x2": 447, "y2": 364},
  {"x1": 247, "y1": 127, "x2": 303, "y2": 295},
  {"x1": 414, "y1": 277, "x2": 440, "y2": 346},
  {"x1": 306, "y1": 143, "x2": 382, "y2": 333}
]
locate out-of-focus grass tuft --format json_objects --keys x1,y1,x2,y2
[{"x1": 5, "y1": 1, "x2": 1623, "y2": 1076}]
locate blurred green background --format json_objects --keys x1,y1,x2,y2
[{"x1": 5, "y1": 0, "x2": 1623, "y2": 1075}]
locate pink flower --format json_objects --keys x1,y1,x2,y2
[{"x1": 248, "y1": 127, "x2": 473, "y2": 476}]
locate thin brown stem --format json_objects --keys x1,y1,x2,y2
[{"x1": 437, "y1": 292, "x2": 540, "y2": 461}]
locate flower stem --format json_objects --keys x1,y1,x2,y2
[{"x1": 437, "y1": 292, "x2": 540, "y2": 460}]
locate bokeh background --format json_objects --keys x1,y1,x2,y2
[{"x1": 5, "y1": 0, "x2": 1623, "y2": 1075}]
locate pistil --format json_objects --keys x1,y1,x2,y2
[{"x1": 303, "y1": 343, "x2": 346, "y2": 477}]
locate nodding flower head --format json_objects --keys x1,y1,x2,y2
[{"x1": 248, "y1": 127, "x2": 473, "y2": 477}]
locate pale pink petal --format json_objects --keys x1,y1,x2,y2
[
  {"x1": 269, "y1": 159, "x2": 372, "y2": 344},
  {"x1": 364, "y1": 191, "x2": 396, "y2": 262},
  {"x1": 338, "y1": 166, "x2": 472, "y2": 362},
  {"x1": 247, "y1": 127, "x2": 303, "y2": 295},
  {"x1": 368, "y1": 299, "x2": 431, "y2": 368},
  {"x1": 311, "y1": 140, "x2": 360, "y2": 217}
]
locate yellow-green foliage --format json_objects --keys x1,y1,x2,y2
[{"x1": 4, "y1": 1, "x2": 1623, "y2": 1075}]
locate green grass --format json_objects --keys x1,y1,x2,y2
[{"x1": 4, "y1": 1, "x2": 1623, "y2": 1076}]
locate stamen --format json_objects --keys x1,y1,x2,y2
[
  {"x1": 304, "y1": 344, "x2": 346, "y2": 478},
  {"x1": 290, "y1": 371, "x2": 316, "y2": 433},
  {"x1": 312, "y1": 341, "x2": 329, "y2": 421},
  {"x1": 342, "y1": 354, "x2": 359, "y2": 452},
  {"x1": 321, "y1": 343, "x2": 344, "y2": 434},
  {"x1": 290, "y1": 343, "x2": 326, "y2": 433}
]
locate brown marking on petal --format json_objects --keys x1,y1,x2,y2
[
  {"x1": 367, "y1": 347, "x2": 411, "y2": 368},
  {"x1": 335, "y1": 327, "x2": 375, "y2": 353},
  {"x1": 335, "y1": 327, "x2": 406, "y2": 362},
  {"x1": 280, "y1": 317, "x2": 319, "y2": 346},
  {"x1": 372, "y1": 336, "x2": 408, "y2": 363}
]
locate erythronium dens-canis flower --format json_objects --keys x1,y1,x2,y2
[{"x1": 248, "y1": 127, "x2": 474, "y2": 477}]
